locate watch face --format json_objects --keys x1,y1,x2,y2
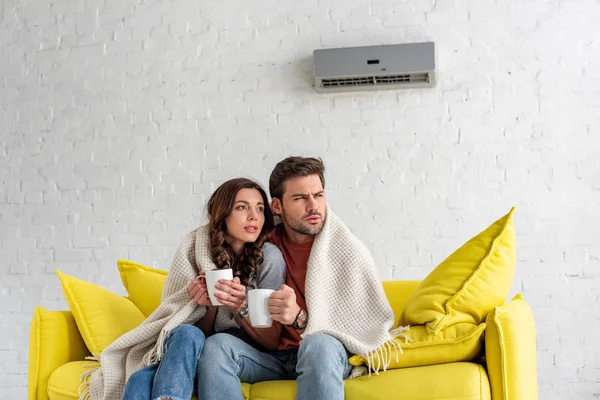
[{"x1": 296, "y1": 310, "x2": 307, "y2": 329}]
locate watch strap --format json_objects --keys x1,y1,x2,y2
[{"x1": 236, "y1": 303, "x2": 249, "y2": 319}]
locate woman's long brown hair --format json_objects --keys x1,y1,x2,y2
[{"x1": 206, "y1": 178, "x2": 274, "y2": 286}]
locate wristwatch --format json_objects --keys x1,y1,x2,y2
[
  {"x1": 236, "y1": 303, "x2": 249, "y2": 319},
  {"x1": 291, "y1": 309, "x2": 308, "y2": 330}
]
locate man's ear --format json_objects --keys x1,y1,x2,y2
[{"x1": 271, "y1": 198, "x2": 282, "y2": 215}]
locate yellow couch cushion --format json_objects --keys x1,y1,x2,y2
[
  {"x1": 28, "y1": 308, "x2": 90, "y2": 400},
  {"x1": 486, "y1": 294, "x2": 538, "y2": 400},
  {"x1": 349, "y1": 322, "x2": 485, "y2": 370},
  {"x1": 56, "y1": 270, "x2": 146, "y2": 356},
  {"x1": 47, "y1": 361, "x2": 489, "y2": 400},
  {"x1": 382, "y1": 280, "x2": 421, "y2": 325},
  {"x1": 248, "y1": 362, "x2": 489, "y2": 400},
  {"x1": 47, "y1": 361, "x2": 251, "y2": 400},
  {"x1": 401, "y1": 207, "x2": 516, "y2": 334},
  {"x1": 118, "y1": 260, "x2": 168, "y2": 317},
  {"x1": 48, "y1": 361, "x2": 98, "y2": 400},
  {"x1": 251, "y1": 380, "x2": 297, "y2": 400},
  {"x1": 344, "y1": 362, "x2": 490, "y2": 400}
]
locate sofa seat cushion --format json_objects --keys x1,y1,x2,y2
[
  {"x1": 46, "y1": 361, "x2": 488, "y2": 400},
  {"x1": 246, "y1": 362, "x2": 489, "y2": 400},
  {"x1": 47, "y1": 361, "x2": 251, "y2": 400},
  {"x1": 48, "y1": 361, "x2": 96, "y2": 400},
  {"x1": 250, "y1": 380, "x2": 298, "y2": 399},
  {"x1": 345, "y1": 362, "x2": 491, "y2": 400}
]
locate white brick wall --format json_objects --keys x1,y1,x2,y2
[{"x1": 1, "y1": 0, "x2": 599, "y2": 397}]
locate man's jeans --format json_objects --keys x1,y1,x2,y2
[
  {"x1": 197, "y1": 332, "x2": 353, "y2": 400},
  {"x1": 121, "y1": 324, "x2": 205, "y2": 400}
]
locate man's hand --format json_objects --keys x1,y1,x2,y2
[
  {"x1": 269, "y1": 284, "x2": 301, "y2": 325},
  {"x1": 189, "y1": 271, "x2": 212, "y2": 307},
  {"x1": 214, "y1": 277, "x2": 247, "y2": 315}
]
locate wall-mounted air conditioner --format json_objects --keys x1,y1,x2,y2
[{"x1": 312, "y1": 42, "x2": 435, "y2": 93}]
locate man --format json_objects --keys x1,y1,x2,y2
[{"x1": 197, "y1": 156, "x2": 397, "y2": 400}]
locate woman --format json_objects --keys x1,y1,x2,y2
[{"x1": 121, "y1": 178, "x2": 285, "y2": 400}]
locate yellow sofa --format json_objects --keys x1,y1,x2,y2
[{"x1": 28, "y1": 280, "x2": 538, "y2": 400}]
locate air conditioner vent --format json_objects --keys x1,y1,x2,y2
[{"x1": 320, "y1": 73, "x2": 429, "y2": 89}]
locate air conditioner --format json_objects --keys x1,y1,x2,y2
[{"x1": 312, "y1": 42, "x2": 435, "y2": 93}]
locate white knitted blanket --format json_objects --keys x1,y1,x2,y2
[
  {"x1": 82, "y1": 225, "x2": 237, "y2": 400},
  {"x1": 82, "y1": 208, "x2": 408, "y2": 399},
  {"x1": 301, "y1": 207, "x2": 409, "y2": 376}
]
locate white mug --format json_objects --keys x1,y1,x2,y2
[
  {"x1": 247, "y1": 289, "x2": 274, "y2": 328},
  {"x1": 203, "y1": 269, "x2": 234, "y2": 305}
]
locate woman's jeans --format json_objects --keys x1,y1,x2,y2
[{"x1": 121, "y1": 324, "x2": 206, "y2": 400}]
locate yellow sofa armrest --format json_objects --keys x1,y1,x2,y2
[
  {"x1": 485, "y1": 294, "x2": 538, "y2": 400},
  {"x1": 28, "y1": 307, "x2": 90, "y2": 400}
]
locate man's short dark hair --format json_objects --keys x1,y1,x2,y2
[{"x1": 269, "y1": 156, "x2": 325, "y2": 200}]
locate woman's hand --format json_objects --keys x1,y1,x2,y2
[
  {"x1": 214, "y1": 277, "x2": 246, "y2": 315},
  {"x1": 189, "y1": 271, "x2": 212, "y2": 307}
]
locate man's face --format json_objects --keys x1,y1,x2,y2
[{"x1": 272, "y1": 175, "x2": 327, "y2": 236}]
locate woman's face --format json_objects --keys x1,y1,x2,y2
[{"x1": 224, "y1": 188, "x2": 266, "y2": 250}]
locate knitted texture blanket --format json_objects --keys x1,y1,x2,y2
[
  {"x1": 301, "y1": 207, "x2": 409, "y2": 376},
  {"x1": 82, "y1": 225, "x2": 237, "y2": 400},
  {"x1": 82, "y1": 208, "x2": 408, "y2": 399}
]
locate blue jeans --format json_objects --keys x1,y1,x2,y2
[
  {"x1": 121, "y1": 324, "x2": 206, "y2": 400},
  {"x1": 196, "y1": 332, "x2": 353, "y2": 400}
]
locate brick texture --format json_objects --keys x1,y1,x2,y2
[{"x1": 1, "y1": 0, "x2": 599, "y2": 398}]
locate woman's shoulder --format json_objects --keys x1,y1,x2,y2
[
  {"x1": 182, "y1": 225, "x2": 208, "y2": 244},
  {"x1": 254, "y1": 242, "x2": 286, "y2": 289},
  {"x1": 261, "y1": 242, "x2": 283, "y2": 258}
]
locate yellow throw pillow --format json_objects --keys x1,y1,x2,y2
[
  {"x1": 56, "y1": 270, "x2": 146, "y2": 356},
  {"x1": 117, "y1": 260, "x2": 168, "y2": 317},
  {"x1": 349, "y1": 323, "x2": 485, "y2": 370},
  {"x1": 401, "y1": 207, "x2": 516, "y2": 334}
]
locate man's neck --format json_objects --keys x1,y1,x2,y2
[{"x1": 282, "y1": 224, "x2": 314, "y2": 245}]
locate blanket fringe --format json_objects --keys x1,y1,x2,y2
[
  {"x1": 78, "y1": 355, "x2": 100, "y2": 400},
  {"x1": 389, "y1": 337, "x2": 401, "y2": 364},
  {"x1": 366, "y1": 350, "x2": 374, "y2": 377},
  {"x1": 390, "y1": 324, "x2": 411, "y2": 339},
  {"x1": 384, "y1": 341, "x2": 392, "y2": 368},
  {"x1": 390, "y1": 325, "x2": 412, "y2": 347},
  {"x1": 143, "y1": 328, "x2": 170, "y2": 366},
  {"x1": 362, "y1": 325, "x2": 412, "y2": 377}
]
